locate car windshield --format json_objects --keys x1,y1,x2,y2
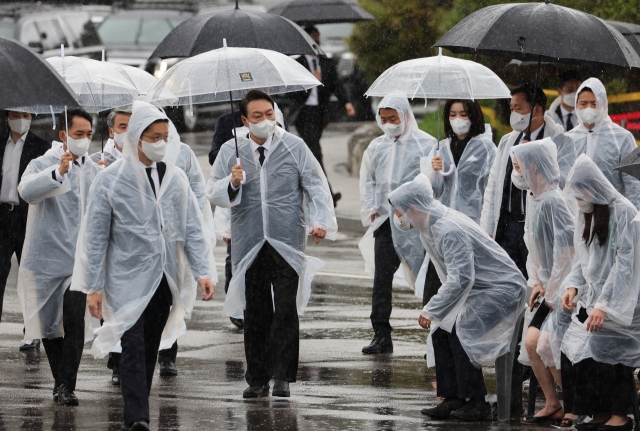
[
  {"x1": 316, "y1": 23, "x2": 354, "y2": 42},
  {"x1": 98, "y1": 16, "x2": 186, "y2": 45}
]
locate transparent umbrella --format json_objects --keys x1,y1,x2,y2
[
  {"x1": 366, "y1": 49, "x2": 511, "y2": 175},
  {"x1": 146, "y1": 41, "x2": 321, "y2": 164}
]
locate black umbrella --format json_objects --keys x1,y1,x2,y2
[
  {"x1": 434, "y1": 0, "x2": 640, "y2": 140},
  {"x1": 150, "y1": 0, "x2": 323, "y2": 59},
  {"x1": 268, "y1": 0, "x2": 374, "y2": 25},
  {"x1": 0, "y1": 36, "x2": 79, "y2": 110},
  {"x1": 614, "y1": 147, "x2": 640, "y2": 181},
  {"x1": 607, "y1": 20, "x2": 640, "y2": 56}
]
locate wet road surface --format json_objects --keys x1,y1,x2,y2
[{"x1": 1, "y1": 129, "x2": 545, "y2": 431}]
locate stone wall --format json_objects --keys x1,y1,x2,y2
[{"x1": 347, "y1": 123, "x2": 380, "y2": 178}]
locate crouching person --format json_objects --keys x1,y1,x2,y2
[{"x1": 388, "y1": 174, "x2": 526, "y2": 421}]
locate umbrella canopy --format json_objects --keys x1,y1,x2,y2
[
  {"x1": 365, "y1": 49, "x2": 511, "y2": 100},
  {"x1": 149, "y1": 6, "x2": 322, "y2": 59},
  {"x1": 145, "y1": 45, "x2": 321, "y2": 107},
  {"x1": 434, "y1": 2, "x2": 640, "y2": 68},
  {"x1": 0, "y1": 36, "x2": 79, "y2": 111},
  {"x1": 614, "y1": 146, "x2": 640, "y2": 181},
  {"x1": 268, "y1": 0, "x2": 374, "y2": 25},
  {"x1": 12, "y1": 56, "x2": 144, "y2": 114},
  {"x1": 113, "y1": 63, "x2": 157, "y2": 97},
  {"x1": 607, "y1": 20, "x2": 640, "y2": 56}
]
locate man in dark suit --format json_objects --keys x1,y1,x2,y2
[
  {"x1": 290, "y1": 25, "x2": 356, "y2": 206},
  {"x1": 0, "y1": 110, "x2": 50, "y2": 350}
]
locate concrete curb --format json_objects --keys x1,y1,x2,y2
[{"x1": 337, "y1": 215, "x2": 367, "y2": 234}]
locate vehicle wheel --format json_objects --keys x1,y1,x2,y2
[{"x1": 169, "y1": 105, "x2": 199, "y2": 133}]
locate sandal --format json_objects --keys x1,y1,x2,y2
[
  {"x1": 560, "y1": 417, "x2": 574, "y2": 428},
  {"x1": 521, "y1": 407, "x2": 563, "y2": 425}
]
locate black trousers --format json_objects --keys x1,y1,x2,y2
[
  {"x1": 120, "y1": 275, "x2": 172, "y2": 426},
  {"x1": 422, "y1": 262, "x2": 442, "y2": 307},
  {"x1": 0, "y1": 205, "x2": 26, "y2": 321},
  {"x1": 41, "y1": 287, "x2": 87, "y2": 392},
  {"x1": 295, "y1": 106, "x2": 334, "y2": 194},
  {"x1": 225, "y1": 240, "x2": 232, "y2": 294},
  {"x1": 495, "y1": 214, "x2": 528, "y2": 415},
  {"x1": 371, "y1": 221, "x2": 401, "y2": 338},
  {"x1": 244, "y1": 242, "x2": 299, "y2": 387},
  {"x1": 432, "y1": 326, "x2": 487, "y2": 399}
]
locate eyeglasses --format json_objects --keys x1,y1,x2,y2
[{"x1": 141, "y1": 135, "x2": 172, "y2": 144}]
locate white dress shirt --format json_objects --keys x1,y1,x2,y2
[
  {"x1": 304, "y1": 55, "x2": 321, "y2": 106},
  {"x1": 0, "y1": 133, "x2": 27, "y2": 204},
  {"x1": 229, "y1": 134, "x2": 273, "y2": 191},
  {"x1": 140, "y1": 161, "x2": 160, "y2": 197},
  {"x1": 559, "y1": 104, "x2": 575, "y2": 131}
]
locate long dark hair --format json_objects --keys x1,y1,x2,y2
[
  {"x1": 443, "y1": 99, "x2": 486, "y2": 140},
  {"x1": 582, "y1": 203, "x2": 610, "y2": 247}
]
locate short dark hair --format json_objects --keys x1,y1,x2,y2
[
  {"x1": 558, "y1": 70, "x2": 581, "y2": 89},
  {"x1": 578, "y1": 86, "x2": 594, "y2": 97},
  {"x1": 443, "y1": 99, "x2": 486, "y2": 140},
  {"x1": 511, "y1": 84, "x2": 547, "y2": 111},
  {"x1": 239, "y1": 90, "x2": 274, "y2": 117},
  {"x1": 142, "y1": 119, "x2": 169, "y2": 135},
  {"x1": 304, "y1": 25, "x2": 319, "y2": 35},
  {"x1": 58, "y1": 108, "x2": 93, "y2": 133}
]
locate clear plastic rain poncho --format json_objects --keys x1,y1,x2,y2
[
  {"x1": 207, "y1": 125, "x2": 337, "y2": 319},
  {"x1": 389, "y1": 174, "x2": 526, "y2": 367},
  {"x1": 560, "y1": 154, "x2": 640, "y2": 368},
  {"x1": 480, "y1": 113, "x2": 576, "y2": 237},
  {"x1": 89, "y1": 138, "x2": 120, "y2": 166},
  {"x1": 70, "y1": 101, "x2": 212, "y2": 358},
  {"x1": 16, "y1": 140, "x2": 100, "y2": 342},
  {"x1": 359, "y1": 93, "x2": 437, "y2": 291},
  {"x1": 421, "y1": 124, "x2": 496, "y2": 224},
  {"x1": 509, "y1": 139, "x2": 576, "y2": 368},
  {"x1": 566, "y1": 77, "x2": 640, "y2": 209}
]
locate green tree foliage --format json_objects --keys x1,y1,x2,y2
[{"x1": 350, "y1": 0, "x2": 640, "y2": 84}]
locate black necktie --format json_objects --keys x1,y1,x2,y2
[
  {"x1": 566, "y1": 113, "x2": 574, "y2": 131},
  {"x1": 312, "y1": 58, "x2": 318, "y2": 72},
  {"x1": 257, "y1": 147, "x2": 265, "y2": 166},
  {"x1": 146, "y1": 167, "x2": 156, "y2": 197}
]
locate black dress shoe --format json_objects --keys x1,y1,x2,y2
[
  {"x1": 121, "y1": 420, "x2": 150, "y2": 431},
  {"x1": 597, "y1": 420, "x2": 633, "y2": 431},
  {"x1": 53, "y1": 388, "x2": 59, "y2": 402},
  {"x1": 243, "y1": 384, "x2": 270, "y2": 398},
  {"x1": 272, "y1": 379, "x2": 290, "y2": 397},
  {"x1": 362, "y1": 336, "x2": 393, "y2": 354},
  {"x1": 19, "y1": 339, "x2": 40, "y2": 351},
  {"x1": 230, "y1": 317, "x2": 244, "y2": 329},
  {"x1": 159, "y1": 361, "x2": 178, "y2": 377},
  {"x1": 57, "y1": 385, "x2": 79, "y2": 406},
  {"x1": 421, "y1": 397, "x2": 466, "y2": 419},
  {"x1": 112, "y1": 369, "x2": 121, "y2": 385},
  {"x1": 450, "y1": 397, "x2": 491, "y2": 422}
]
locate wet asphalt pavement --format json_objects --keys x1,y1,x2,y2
[{"x1": 0, "y1": 127, "x2": 543, "y2": 431}]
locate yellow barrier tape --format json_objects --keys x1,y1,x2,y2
[{"x1": 543, "y1": 89, "x2": 640, "y2": 104}]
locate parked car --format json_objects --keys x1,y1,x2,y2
[{"x1": 0, "y1": 4, "x2": 105, "y2": 60}]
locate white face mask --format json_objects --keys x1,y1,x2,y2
[
  {"x1": 65, "y1": 134, "x2": 91, "y2": 157},
  {"x1": 248, "y1": 119, "x2": 276, "y2": 139},
  {"x1": 562, "y1": 92, "x2": 576, "y2": 108},
  {"x1": 382, "y1": 122, "x2": 404, "y2": 139},
  {"x1": 139, "y1": 138, "x2": 168, "y2": 163},
  {"x1": 511, "y1": 169, "x2": 529, "y2": 190},
  {"x1": 577, "y1": 199, "x2": 594, "y2": 214},
  {"x1": 449, "y1": 118, "x2": 471, "y2": 136},
  {"x1": 510, "y1": 111, "x2": 532, "y2": 132},
  {"x1": 113, "y1": 132, "x2": 125, "y2": 150},
  {"x1": 577, "y1": 107, "x2": 602, "y2": 126},
  {"x1": 393, "y1": 213, "x2": 412, "y2": 231},
  {"x1": 8, "y1": 118, "x2": 31, "y2": 135}
]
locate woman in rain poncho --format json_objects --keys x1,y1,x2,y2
[
  {"x1": 567, "y1": 77, "x2": 640, "y2": 209},
  {"x1": 71, "y1": 101, "x2": 215, "y2": 429},
  {"x1": 358, "y1": 93, "x2": 437, "y2": 354},
  {"x1": 559, "y1": 154, "x2": 640, "y2": 430},
  {"x1": 509, "y1": 139, "x2": 575, "y2": 426},
  {"x1": 388, "y1": 174, "x2": 526, "y2": 422},
  {"x1": 419, "y1": 99, "x2": 496, "y2": 308},
  {"x1": 17, "y1": 108, "x2": 101, "y2": 405}
]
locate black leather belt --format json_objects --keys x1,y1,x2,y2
[{"x1": 0, "y1": 202, "x2": 16, "y2": 211}]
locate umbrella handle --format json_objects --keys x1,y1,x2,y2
[
  {"x1": 436, "y1": 149, "x2": 454, "y2": 177},
  {"x1": 237, "y1": 157, "x2": 246, "y2": 185}
]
